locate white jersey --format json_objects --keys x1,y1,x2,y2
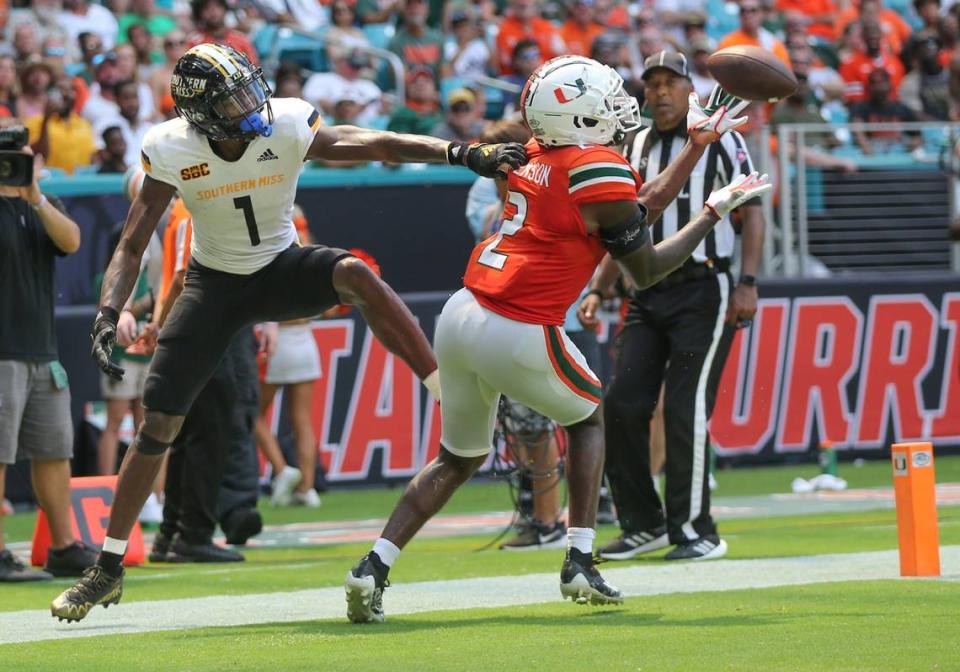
[{"x1": 140, "y1": 97, "x2": 322, "y2": 275}]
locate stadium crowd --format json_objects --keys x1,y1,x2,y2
[{"x1": 0, "y1": 0, "x2": 957, "y2": 176}]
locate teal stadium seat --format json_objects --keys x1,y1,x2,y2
[
  {"x1": 362, "y1": 23, "x2": 396, "y2": 51},
  {"x1": 706, "y1": 0, "x2": 740, "y2": 43},
  {"x1": 253, "y1": 26, "x2": 330, "y2": 73}
]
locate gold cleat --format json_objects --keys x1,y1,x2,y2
[{"x1": 51, "y1": 566, "x2": 124, "y2": 623}]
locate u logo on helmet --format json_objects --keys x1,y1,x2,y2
[{"x1": 553, "y1": 78, "x2": 587, "y2": 105}]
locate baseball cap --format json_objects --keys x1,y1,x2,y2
[
  {"x1": 346, "y1": 49, "x2": 370, "y2": 69},
  {"x1": 687, "y1": 36, "x2": 712, "y2": 55},
  {"x1": 642, "y1": 50, "x2": 691, "y2": 80},
  {"x1": 447, "y1": 87, "x2": 476, "y2": 107}
]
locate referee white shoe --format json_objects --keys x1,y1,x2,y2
[
  {"x1": 598, "y1": 526, "x2": 669, "y2": 560},
  {"x1": 664, "y1": 535, "x2": 728, "y2": 561}
]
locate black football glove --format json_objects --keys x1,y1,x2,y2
[
  {"x1": 91, "y1": 307, "x2": 125, "y2": 381},
  {"x1": 447, "y1": 142, "x2": 528, "y2": 178}
]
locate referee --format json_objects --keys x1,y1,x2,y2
[{"x1": 583, "y1": 52, "x2": 765, "y2": 561}]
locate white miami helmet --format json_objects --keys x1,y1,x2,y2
[{"x1": 521, "y1": 56, "x2": 641, "y2": 147}]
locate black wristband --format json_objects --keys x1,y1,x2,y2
[
  {"x1": 585, "y1": 289, "x2": 604, "y2": 301},
  {"x1": 95, "y1": 306, "x2": 120, "y2": 326},
  {"x1": 446, "y1": 141, "x2": 470, "y2": 166},
  {"x1": 738, "y1": 274, "x2": 758, "y2": 288}
]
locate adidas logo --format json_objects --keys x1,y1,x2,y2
[{"x1": 257, "y1": 148, "x2": 278, "y2": 162}]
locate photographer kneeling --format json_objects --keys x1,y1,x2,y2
[{"x1": 0, "y1": 125, "x2": 96, "y2": 582}]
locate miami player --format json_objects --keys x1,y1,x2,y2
[
  {"x1": 51, "y1": 43, "x2": 528, "y2": 622},
  {"x1": 345, "y1": 56, "x2": 770, "y2": 621}
]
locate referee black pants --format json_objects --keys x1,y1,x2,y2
[
  {"x1": 159, "y1": 331, "x2": 256, "y2": 544},
  {"x1": 603, "y1": 272, "x2": 735, "y2": 544}
]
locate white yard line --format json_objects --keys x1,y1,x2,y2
[{"x1": 3, "y1": 546, "x2": 959, "y2": 646}]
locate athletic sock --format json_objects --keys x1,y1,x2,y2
[
  {"x1": 372, "y1": 538, "x2": 400, "y2": 568},
  {"x1": 567, "y1": 527, "x2": 596, "y2": 555},
  {"x1": 98, "y1": 537, "x2": 127, "y2": 576}
]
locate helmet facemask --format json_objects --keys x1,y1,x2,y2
[
  {"x1": 208, "y1": 68, "x2": 274, "y2": 141},
  {"x1": 605, "y1": 79, "x2": 641, "y2": 144}
]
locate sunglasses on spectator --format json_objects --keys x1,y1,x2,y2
[
  {"x1": 92, "y1": 51, "x2": 118, "y2": 67},
  {"x1": 741, "y1": 6, "x2": 761, "y2": 13},
  {"x1": 165, "y1": 38, "x2": 186, "y2": 48}
]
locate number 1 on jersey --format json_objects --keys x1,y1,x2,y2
[
  {"x1": 233, "y1": 195, "x2": 261, "y2": 246},
  {"x1": 477, "y1": 191, "x2": 527, "y2": 270}
]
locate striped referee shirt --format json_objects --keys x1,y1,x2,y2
[{"x1": 624, "y1": 123, "x2": 757, "y2": 263}]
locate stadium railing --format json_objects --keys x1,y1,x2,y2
[
  {"x1": 766, "y1": 121, "x2": 960, "y2": 277},
  {"x1": 257, "y1": 24, "x2": 407, "y2": 103}
]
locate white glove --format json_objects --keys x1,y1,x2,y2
[
  {"x1": 687, "y1": 87, "x2": 750, "y2": 136},
  {"x1": 705, "y1": 172, "x2": 772, "y2": 219}
]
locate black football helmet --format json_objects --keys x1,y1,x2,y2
[{"x1": 171, "y1": 43, "x2": 273, "y2": 141}]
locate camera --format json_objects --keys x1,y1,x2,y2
[{"x1": 0, "y1": 126, "x2": 34, "y2": 187}]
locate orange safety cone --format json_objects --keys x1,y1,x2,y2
[
  {"x1": 31, "y1": 476, "x2": 145, "y2": 568},
  {"x1": 891, "y1": 442, "x2": 940, "y2": 577}
]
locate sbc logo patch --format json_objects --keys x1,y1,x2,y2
[{"x1": 180, "y1": 163, "x2": 211, "y2": 180}]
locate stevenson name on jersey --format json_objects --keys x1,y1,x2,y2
[
  {"x1": 140, "y1": 97, "x2": 323, "y2": 275},
  {"x1": 464, "y1": 140, "x2": 643, "y2": 327}
]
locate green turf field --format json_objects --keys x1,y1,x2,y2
[
  {"x1": 6, "y1": 581, "x2": 959, "y2": 672},
  {"x1": 2, "y1": 457, "x2": 959, "y2": 670}
]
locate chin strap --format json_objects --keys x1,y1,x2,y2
[{"x1": 240, "y1": 111, "x2": 272, "y2": 137}]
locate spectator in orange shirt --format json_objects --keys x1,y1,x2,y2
[
  {"x1": 561, "y1": 0, "x2": 604, "y2": 57},
  {"x1": 187, "y1": 0, "x2": 259, "y2": 66},
  {"x1": 837, "y1": 0, "x2": 911, "y2": 57},
  {"x1": 840, "y1": 18, "x2": 905, "y2": 103},
  {"x1": 496, "y1": 0, "x2": 566, "y2": 75},
  {"x1": 718, "y1": 0, "x2": 791, "y2": 68},
  {"x1": 776, "y1": 0, "x2": 838, "y2": 41}
]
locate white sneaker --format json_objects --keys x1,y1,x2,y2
[
  {"x1": 139, "y1": 492, "x2": 164, "y2": 525},
  {"x1": 270, "y1": 466, "x2": 303, "y2": 507},
  {"x1": 291, "y1": 488, "x2": 321, "y2": 508}
]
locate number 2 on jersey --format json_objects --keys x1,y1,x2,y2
[
  {"x1": 477, "y1": 191, "x2": 526, "y2": 270},
  {"x1": 233, "y1": 195, "x2": 261, "y2": 246}
]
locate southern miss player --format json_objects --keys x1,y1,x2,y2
[
  {"x1": 51, "y1": 43, "x2": 527, "y2": 622},
  {"x1": 345, "y1": 56, "x2": 771, "y2": 621}
]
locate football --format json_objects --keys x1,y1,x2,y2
[{"x1": 706, "y1": 45, "x2": 798, "y2": 101}]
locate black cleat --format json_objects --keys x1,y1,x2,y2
[
  {"x1": 560, "y1": 548, "x2": 624, "y2": 606},
  {"x1": 345, "y1": 551, "x2": 390, "y2": 623},
  {"x1": 169, "y1": 535, "x2": 244, "y2": 563},
  {"x1": 43, "y1": 541, "x2": 98, "y2": 578},
  {"x1": 51, "y1": 565, "x2": 124, "y2": 622},
  {"x1": 149, "y1": 531, "x2": 172, "y2": 563},
  {"x1": 598, "y1": 526, "x2": 669, "y2": 561},
  {"x1": 221, "y1": 508, "x2": 263, "y2": 546},
  {"x1": 500, "y1": 519, "x2": 567, "y2": 551},
  {"x1": 664, "y1": 535, "x2": 728, "y2": 561},
  {"x1": 0, "y1": 549, "x2": 53, "y2": 582}
]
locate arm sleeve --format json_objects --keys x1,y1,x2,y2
[
  {"x1": 140, "y1": 126, "x2": 178, "y2": 187},
  {"x1": 567, "y1": 147, "x2": 642, "y2": 206}
]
